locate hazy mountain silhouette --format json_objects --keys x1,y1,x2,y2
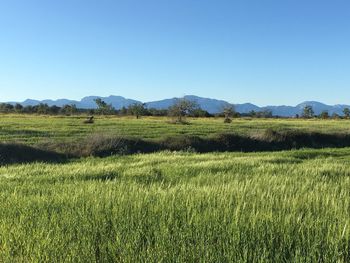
[
  {"x1": 4, "y1": 95, "x2": 350, "y2": 116},
  {"x1": 78, "y1": 95, "x2": 141, "y2": 109},
  {"x1": 146, "y1": 95, "x2": 232, "y2": 113},
  {"x1": 19, "y1": 96, "x2": 141, "y2": 109}
]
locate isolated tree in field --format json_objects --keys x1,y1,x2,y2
[
  {"x1": 343, "y1": 108, "x2": 350, "y2": 119},
  {"x1": 302, "y1": 105, "x2": 314, "y2": 119},
  {"x1": 94, "y1": 98, "x2": 115, "y2": 115},
  {"x1": 319, "y1": 111, "x2": 329, "y2": 119},
  {"x1": 223, "y1": 105, "x2": 235, "y2": 123},
  {"x1": 127, "y1": 103, "x2": 146, "y2": 119},
  {"x1": 168, "y1": 98, "x2": 198, "y2": 123}
]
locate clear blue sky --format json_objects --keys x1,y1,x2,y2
[{"x1": 0, "y1": 0, "x2": 349, "y2": 106}]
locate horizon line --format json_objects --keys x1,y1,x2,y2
[{"x1": 1, "y1": 94, "x2": 349, "y2": 108}]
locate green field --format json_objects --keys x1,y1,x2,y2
[
  {"x1": 1, "y1": 114, "x2": 350, "y2": 144},
  {"x1": 0, "y1": 115, "x2": 350, "y2": 262},
  {"x1": 0, "y1": 149, "x2": 349, "y2": 262}
]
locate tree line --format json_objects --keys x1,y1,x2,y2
[
  {"x1": 300, "y1": 105, "x2": 350, "y2": 119},
  {"x1": 1, "y1": 99, "x2": 349, "y2": 120}
]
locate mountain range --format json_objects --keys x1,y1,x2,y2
[{"x1": 4, "y1": 95, "x2": 350, "y2": 117}]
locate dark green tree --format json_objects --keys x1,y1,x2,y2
[
  {"x1": 94, "y1": 98, "x2": 115, "y2": 115},
  {"x1": 0, "y1": 103, "x2": 14, "y2": 113},
  {"x1": 14, "y1": 103, "x2": 23, "y2": 113},
  {"x1": 49, "y1": 105, "x2": 61, "y2": 115},
  {"x1": 190, "y1": 108, "x2": 211, "y2": 118},
  {"x1": 256, "y1": 110, "x2": 273, "y2": 118},
  {"x1": 302, "y1": 105, "x2": 314, "y2": 118},
  {"x1": 319, "y1": 111, "x2": 329, "y2": 119},
  {"x1": 222, "y1": 105, "x2": 235, "y2": 123},
  {"x1": 36, "y1": 103, "x2": 50, "y2": 114},
  {"x1": 127, "y1": 103, "x2": 146, "y2": 119},
  {"x1": 168, "y1": 98, "x2": 198, "y2": 123},
  {"x1": 343, "y1": 108, "x2": 350, "y2": 119},
  {"x1": 119, "y1": 106, "x2": 128, "y2": 116},
  {"x1": 23, "y1": 105, "x2": 34, "y2": 114},
  {"x1": 332, "y1": 113, "x2": 340, "y2": 119},
  {"x1": 61, "y1": 104, "x2": 77, "y2": 115},
  {"x1": 249, "y1": 110, "x2": 256, "y2": 117}
]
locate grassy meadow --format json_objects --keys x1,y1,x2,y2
[
  {"x1": 1, "y1": 114, "x2": 350, "y2": 144},
  {"x1": 0, "y1": 114, "x2": 350, "y2": 262}
]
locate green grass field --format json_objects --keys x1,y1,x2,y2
[
  {"x1": 0, "y1": 115, "x2": 350, "y2": 262},
  {"x1": 0, "y1": 149, "x2": 349, "y2": 262},
  {"x1": 1, "y1": 114, "x2": 350, "y2": 144}
]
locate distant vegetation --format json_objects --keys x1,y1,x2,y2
[{"x1": 2, "y1": 98, "x2": 349, "y2": 119}]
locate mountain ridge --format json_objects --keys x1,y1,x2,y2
[{"x1": 3, "y1": 95, "x2": 350, "y2": 117}]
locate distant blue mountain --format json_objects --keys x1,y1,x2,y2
[
  {"x1": 21, "y1": 98, "x2": 80, "y2": 107},
  {"x1": 144, "y1": 98, "x2": 178, "y2": 110},
  {"x1": 3, "y1": 95, "x2": 350, "y2": 116},
  {"x1": 78, "y1": 95, "x2": 141, "y2": 109},
  {"x1": 16, "y1": 96, "x2": 141, "y2": 110},
  {"x1": 42, "y1": 99, "x2": 80, "y2": 107},
  {"x1": 235, "y1": 103, "x2": 261, "y2": 114}
]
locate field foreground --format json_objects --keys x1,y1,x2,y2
[{"x1": 0, "y1": 148, "x2": 349, "y2": 262}]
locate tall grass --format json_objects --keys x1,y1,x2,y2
[{"x1": 0, "y1": 149, "x2": 349, "y2": 262}]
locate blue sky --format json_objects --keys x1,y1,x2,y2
[{"x1": 0, "y1": 0, "x2": 349, "y2": 106}]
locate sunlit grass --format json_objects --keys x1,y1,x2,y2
[
  {"x1": 0, "y1": 149, "x2": 349, "y2": 262},
  {"x1": 1, "y1": 114, "x2": 350, "y2": 144}
]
